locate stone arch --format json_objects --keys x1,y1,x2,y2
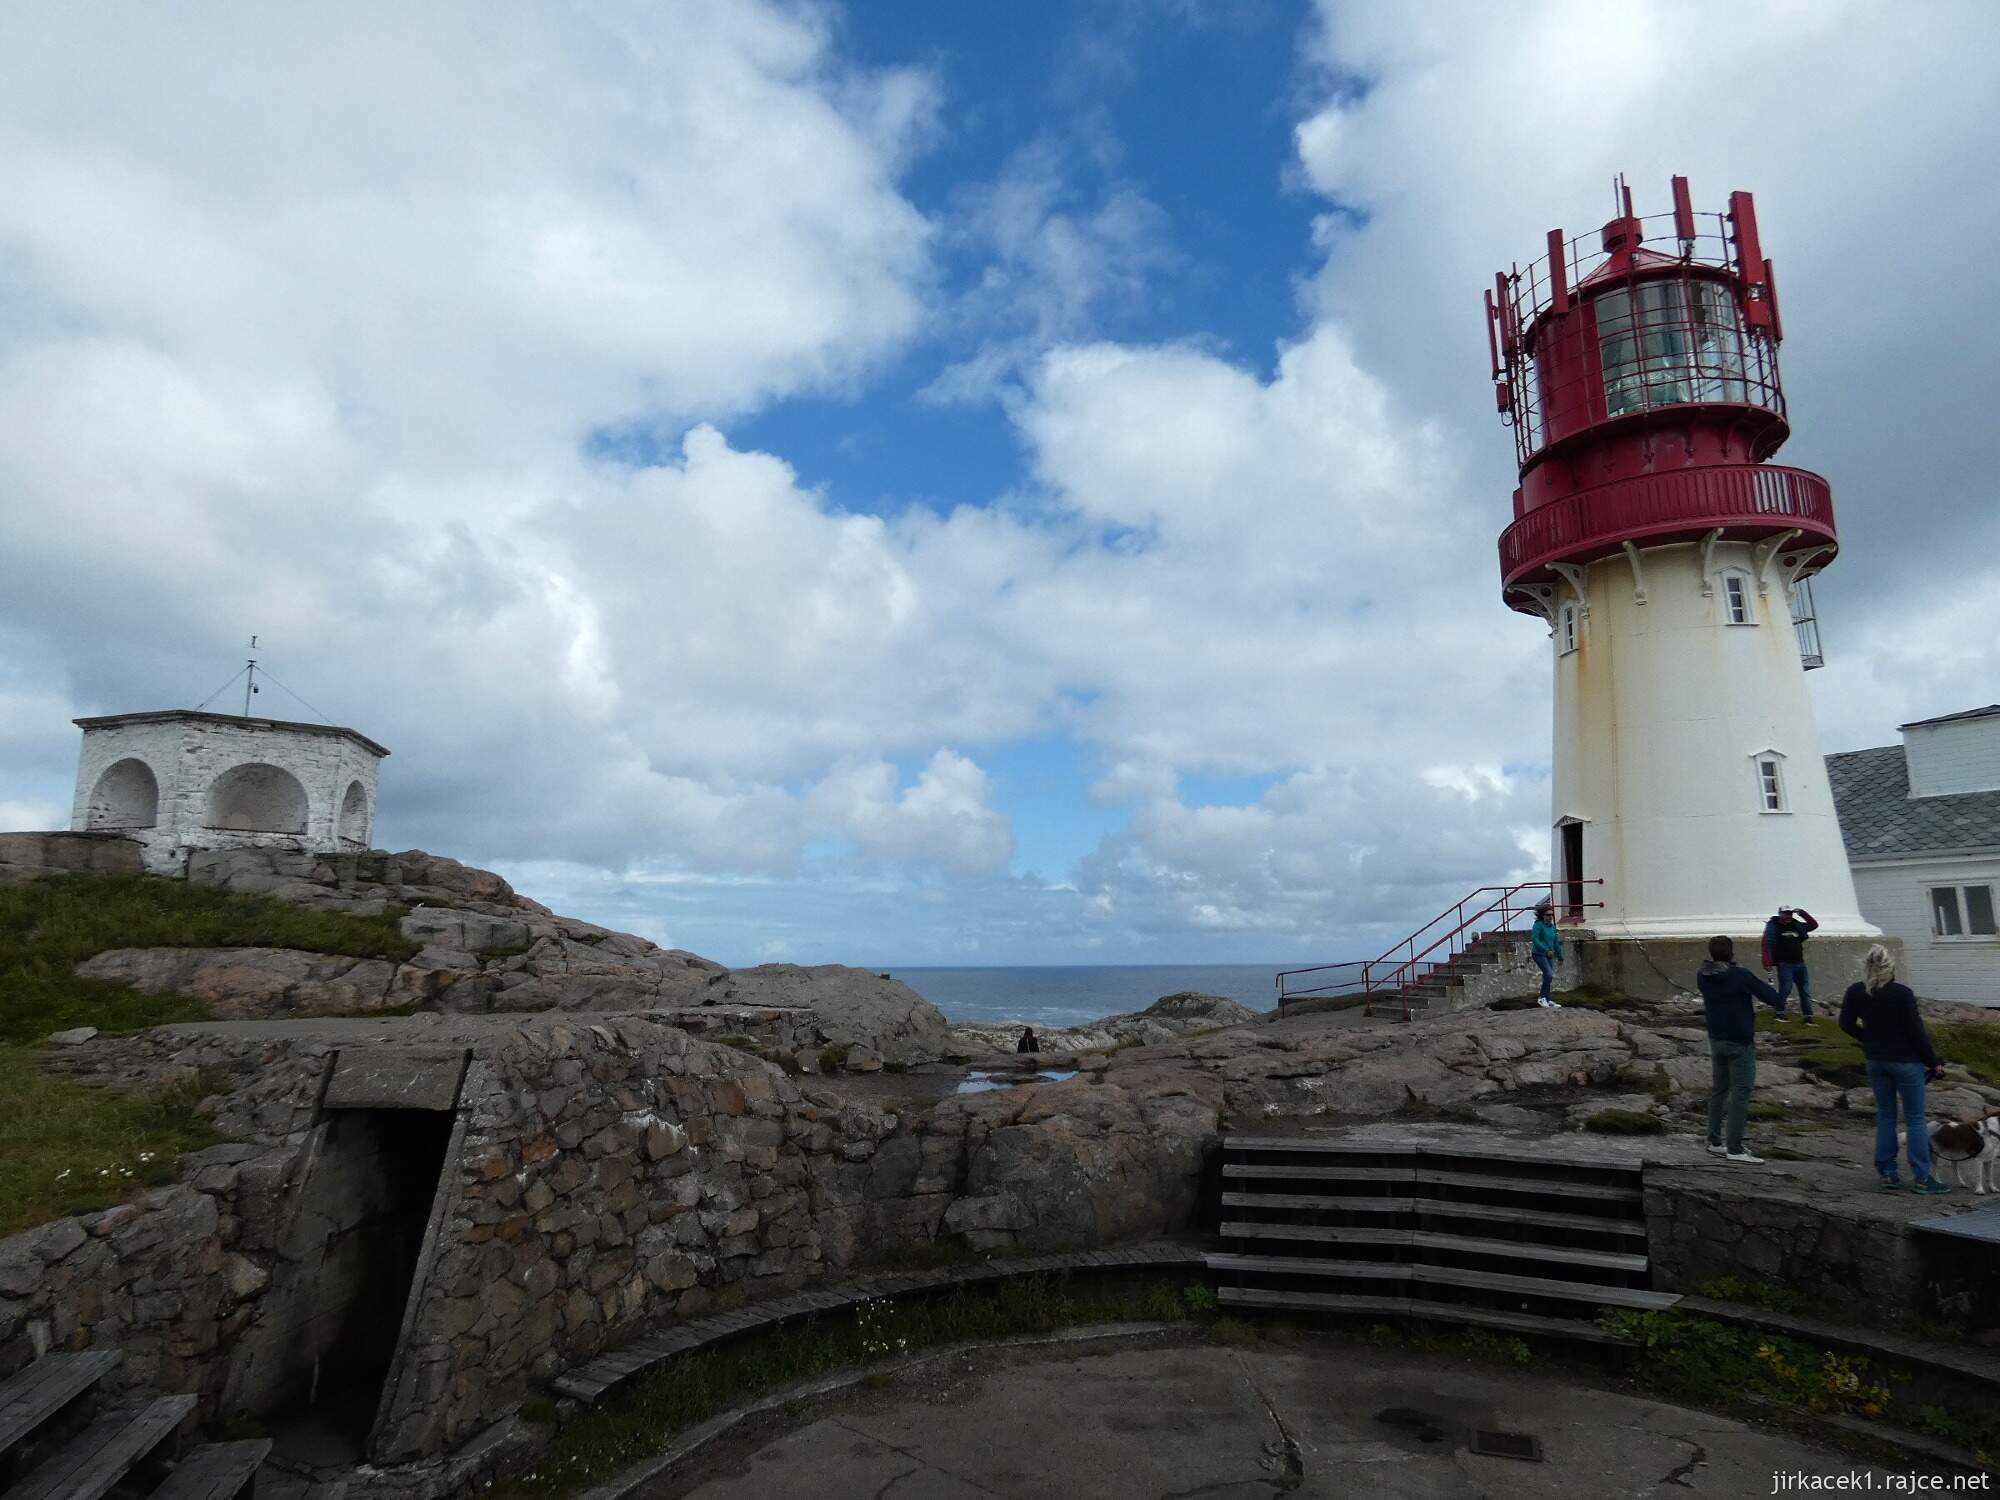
[
  {"x1": 336, "y1": 780, "x2": 370, "y2": 846},
  {"x1": 86, "y1": 757, "x2": 159, "y2": 829},
  {"x1": 205, "y1": 762, "x2": 310, "y2": 834}
]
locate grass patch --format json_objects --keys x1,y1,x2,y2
[
  {"x1": 0, "y1": 1050, "x2": 223, "y2": 1233},
  {"x1": 492, "y1": 1274, "x2": 1192, "y2": 1497},
  {"x1": 1933, "y1": 1020, "x2": 2000, "y2": 1083},
  {"x1": 1602, "y1": 1309, "x2": 1999, "y2": 1464},
  {"x1": 1756, "y1": 1008, "x2": 2000, "y2": 1084},
  {"x1": 0, "y1": 872, "x2": 418, "y2": 1044},
  {"x1": 817, "y1": 1041, "x2": 854, "y2": 1071},
  {"x1": 1691, "y1": 1275, "x2": 1816, "y2": 1316},
  {"x1": 1747, "y1": 1101, "x2": 1789, "y2": 1121}
]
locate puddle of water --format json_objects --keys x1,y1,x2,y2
[{"x1": 955, "y1": 1069, "x2": 1078, "y2": 1094}]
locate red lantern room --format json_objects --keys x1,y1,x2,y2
[{"x1": 1485, "y1": 176, "x2": 1837, "y2": 653}]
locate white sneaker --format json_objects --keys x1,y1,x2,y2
[
  {"x1": 1706, "y1": 1142, "x2": 1728, "y2": 1156},
  {"x1": 1725, "y1": 1149, "x2": 1764, "y2": 1164},
  {"x1": 1536, "y1": 997, "x2": 1562, "y2": 1009}
]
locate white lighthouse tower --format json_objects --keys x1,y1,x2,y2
[{"x1": 1484, "y1": 176, "x2": 1873, "y2": 944}]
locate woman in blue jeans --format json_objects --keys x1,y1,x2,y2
[
  {"x1": 1529, "y1": 902, "x2": 1563, "y2": 1009},
  {"x1": 1839, "y1": 944, "x2": 1951, "y2": 1194}
]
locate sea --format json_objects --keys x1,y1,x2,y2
[{"x1": 883, "y1": 964, "x2": 1297, "y2": 1028}]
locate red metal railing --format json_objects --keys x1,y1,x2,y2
[
  {"x1": 1277, "y1": 880, "x2": 1604, "y2": 1023},
  {"x1": 1498, "y1": 463, "x2": 1835, "y2": 589}
]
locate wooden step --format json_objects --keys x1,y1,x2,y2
[
  {"x1": 1219, "y1": 1191, "x2": 1646, "y2": 1238},
  {"x1": 150, "y1": 1438, "x2": 273, "y2": 1500},
  {"x1": 1222, "y1": 1162, "x2": 1640, "y2": 1202},
  {"x1": 1216, "y1": 1285, "x2": 1633, "y2": 1345},
  {"x1": 12, "y1": 1395, "x2": 196, "y2": 1500},
  {"x1": 1217, "y1": 1222, "x2": 1650, "y2": 1273},
  {"x1": 1205, "y1": 1254, "x2": 1679, "y2": 1311},
  {"x1": 0, "y1": 1351, "x2": 123, "y2": 1457}
]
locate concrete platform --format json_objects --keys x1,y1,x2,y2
[{"x1": 636, "y1": 1334, "x2": 1915, "y2": 1499}]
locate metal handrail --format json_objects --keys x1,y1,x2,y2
[{"x1": 1277, "y1": 879, "x2": 1605, "y2": 1023}]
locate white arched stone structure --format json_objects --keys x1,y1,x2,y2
[
  {"x1": 70, "y1": 710, "x2": 389, "y2": 873},
  {"x1": 84, "y1": 757, "x2": 160, "y2": 830},
  {"x1": 336, "y1": 779, "x2": 370, "y2": 846},
  {"x1": 206, "y1": 762, "x2": 311, "y2": 834}
]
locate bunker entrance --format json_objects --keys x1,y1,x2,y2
[{"x1": 256, "y1": 1107, "x2": 456, "y2": 1467}]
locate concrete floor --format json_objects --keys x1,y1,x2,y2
[{"x1": 642, "y1": 1333, "x2": 1910, "y2": 1500}]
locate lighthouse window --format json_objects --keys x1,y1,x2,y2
[
  {"x1": 1558, "y1": 603, "x2": 1578, "y2": 655},
  {"x1": 1596, "y1": 280, "x2": 1750, "y2": 416},
  {"x1": 1723, "y1": 573, "x2": 1753, "y2": 624},
  {"x1": 1755, "y1": 756, "x2": 1787, "y2": 813}
]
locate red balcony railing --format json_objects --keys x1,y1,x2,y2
[{"x1": 1499, "y1": 463, "x2": 1835, "y2": 591}]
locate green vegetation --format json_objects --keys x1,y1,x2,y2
[
  {"x1": 1757, "y1": 1008, "x2": 2000, "y2": 1083},
  {"x1": 1583, "y1": 1107, "x2": 1666, "y2": 1135},
  {"x1": 0, "y1": 1051, "x2": 223, "y2": 1233},
  {"x1": 1747, "y1": 1101, "x2": 1789, "y2": 1121},
  {"x1": 0, "y1": 872, "x2": 417, "y2": 1045},
  {"x1": 491, "y1": 1274, "x2": 1194, "y2": 1498},
  {"x1": 816, "y1": 1041, "x2": 853, "y2": 1071},
  {"x1": 1602, "y1": 1309, "x2": 1998, "y2": 1464},
  {"x1": 0, "y1": 872, "x2": 419, "y2": 1230},
  {"x1": 1691, "y1": 1275, "x2": 1816, "y2": 1316}
]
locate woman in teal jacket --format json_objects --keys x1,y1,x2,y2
[{"x1": 1530, "y1": 902, "x2": 1564, "y2": 1009}]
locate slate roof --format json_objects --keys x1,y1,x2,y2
[{"x1": 1826, "y1": 745, "x2": 2000, "y2": 861}]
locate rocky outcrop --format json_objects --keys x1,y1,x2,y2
[
  {"x1": 61, "y1": 847, "x2": 954, "y2": 1061},
  {"x1": 947, "y1": 991, "x2": 1263, "y2": 1056}
]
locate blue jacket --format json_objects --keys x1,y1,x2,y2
[
  {"x1": 1530, "y1": 918, "x2": 1563, "y2": 960},
  {"x1": 1696, "y1": 960, "x2": 1782, "y2": 1044}
]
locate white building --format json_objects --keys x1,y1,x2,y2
[
  {"x1": 1828, "y1": 705, "x2": 2000, "y2": 1004},
  {"x1": 71, "y1": 710, "x2": 389, "y2": 874},
  {"x1": 1546, "y1": 540, "x2": 1876, "y2": 941}
]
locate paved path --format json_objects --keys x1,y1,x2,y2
[{"x1": 639, "y1": 1334, "x2": 1910, "y2": 1499}]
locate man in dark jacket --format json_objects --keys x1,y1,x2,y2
[
  {"x1": 1761, "y1": 905, "x2": 1820, "y2": 1020},
  {"x1": 1696, "y1": 935, "x2": 1784, "y2": 1163}
]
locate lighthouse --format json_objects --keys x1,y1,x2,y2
[{"x1": 1484, "y1": 177, "x2": 1873, "y2": 944}]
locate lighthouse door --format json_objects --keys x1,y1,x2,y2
[{"x1": 1560, "y1": 823, "x2": 1585, "y2": 922}]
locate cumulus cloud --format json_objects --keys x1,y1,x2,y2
[{"x1": 2, "y1": 2, "x2": 1990, "y2": 968}]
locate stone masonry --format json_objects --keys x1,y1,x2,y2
[{"x1": 70, "y1": 709, "x2": 387, "y2": 873}]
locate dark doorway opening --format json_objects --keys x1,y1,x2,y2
[
  {"x1": 1560, "y1": 822, "x2": 1585, "y2": 922},
  {"x1": 260, "y1": 1108, "x2": 454, "y2": 1468}
]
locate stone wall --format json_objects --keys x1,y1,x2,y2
[
  {"x1": 1643, "y1": 1167, "x2": 1995, "y2": 1332},
  {"x1": 2, "y1": 1013, "x2": 1216, "y2": 1469},
  {"x1": 0, "y1": 831, "x2": 143, "y2": 883},
  {"x1": 1572, "y1": 933, "x2": 1899, "y2": 1005}
]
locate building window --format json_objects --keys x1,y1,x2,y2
[
  {"x1": 1722, "y1": 572, "x2": 1754, "y2": 625},
  {"x1": 1930, "y1": 884, "x2": 1998, "y2": 940},
  {"x1": 1754, "y1": 754, "x2": 1787, "y2": 813},
  {"x1": 1558, "y1": 602, "x2": 1578, "y2": 655}
]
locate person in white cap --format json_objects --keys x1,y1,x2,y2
[{"x1": 1761, "y1": 904, "x2": 1820, "y2": 1021}]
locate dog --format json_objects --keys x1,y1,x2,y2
[{"x1": 1929, "y1": 1113, "x2": 2000, "y2": 1195}]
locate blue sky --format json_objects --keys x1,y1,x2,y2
[{"x1": 3, "y1": 1, "x2": 1998, "y2": 967}]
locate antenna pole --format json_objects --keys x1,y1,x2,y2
[{"x1": 243, "y1": 635, "x2": 258, "y2": 718}]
